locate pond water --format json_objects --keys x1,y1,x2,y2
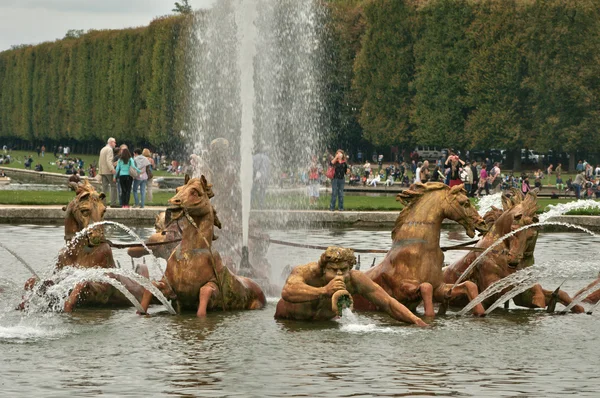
[{"x1": 1, "y1": 224, "x2": 599, "y2": 397}]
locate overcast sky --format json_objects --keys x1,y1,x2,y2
[{"x1": 0, "y1": 0, "x2": 216, "y2": 52}]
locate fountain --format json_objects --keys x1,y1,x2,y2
[{"x1": 186, "y1": 0, "x2": 326, "y2": 286}]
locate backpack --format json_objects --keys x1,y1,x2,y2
[
  {"x1": 146, "y1": 164, "x2": 153, "y2": 179},
  {"x1": 128, "y1": 159, "x2": 140, "y2": 179}
]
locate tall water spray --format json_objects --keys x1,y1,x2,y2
[{"x1": 186, "y1": 0, "x2": 325, "y2": 271}]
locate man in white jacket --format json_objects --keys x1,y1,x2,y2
[{"x1": 98, "y1": 137, "x2": 117, "y2": 207}]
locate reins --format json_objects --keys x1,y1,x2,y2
[{"x1": 103, "y1": 235, "x2": 483, "y2": 253}]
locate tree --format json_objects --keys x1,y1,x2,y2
[
  {"x1": 173, "y1": 0, "x2": 192, "y2": 15},
  {"x1": 64, "y1": 29, "x2": 84, "y2": 39},
  {"x1": 352, "y1": 0, "x2": 417, "y2": 148},
  {"x1": 411, "y1": 0, "x2": 474, "y2": 149}
]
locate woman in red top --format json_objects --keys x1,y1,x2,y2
[{"x1": 444, "y1": 151, "x2": 465, "y2": 187}]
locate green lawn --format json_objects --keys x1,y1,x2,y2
[
  {"x1": 0, "y1": 149, "x2": 171, "y2": 177},
  {"x1": 0, "y1": 190, "x2": 175, "y2": 206},
  {"x1": 0, "y1": 189, "x2": 598, "y2": 215}
]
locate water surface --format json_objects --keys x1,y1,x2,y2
[{"x1": 1, "y1": 225, "x2": 599, "y2": 397}]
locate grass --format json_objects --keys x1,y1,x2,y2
[
  {"x1": 0, "y1": 149, "x2": 172, "y2": 177},
  {"x1": 265, "y1": 192, "x2": 600, "y2": 214},
  {"x1": 0, "y1": 190, "x2": 175, "y2": 206},
  {"x1": 0, "y1": 188, "x2": 599, "y2": 215}
]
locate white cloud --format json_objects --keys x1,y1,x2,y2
[{"x1": 0, "y1": 0, "x2": 216, "y2": 51}]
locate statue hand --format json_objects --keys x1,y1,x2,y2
[{"x1": 323, "y1": 276, "x2": 346, "y2": 297}]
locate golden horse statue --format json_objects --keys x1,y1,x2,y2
[
  {"x1": 353, "y1": 182, "x2": 488, "y2": 317},
  {"x1": 23, "y1": 181, "x2": 145, "y2": 312},
  {"x1": 139, "y1": 175, "x2": 266, "y2": 316},
  {"x1": 443, "y1": 190, "x2": 583, "y2": 313}
]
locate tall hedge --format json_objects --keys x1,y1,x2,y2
[{"x1": 0, "y1": 15, "x2": 189, "y2": 153}]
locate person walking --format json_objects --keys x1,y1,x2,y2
[
  {"x1": 98, "y1": 137, "x2": 118, "y2": 207},
  {"x1": 113, "y1": 148, "x2": 140, "y2": 208},
  {"x1": 132, "y1": 148, "x2": 150, "y2": 208},
  {"x1": 329, "y1": 149, "x2": 348, "y2": 211}
]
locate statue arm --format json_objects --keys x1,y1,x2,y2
[
  {"x1": 352, "y1": 271, "x2": 426, "y2": 326},
  {"x1": 281, "y1": 272, "x2": 326, "y2": 303}
]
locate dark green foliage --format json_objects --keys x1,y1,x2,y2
[
  {"x1": 0, "y1": 16, "x2": 190, "y2": 153},
  {"x1": 353, "y1": 0, "x2": 416, "y2": 147}
]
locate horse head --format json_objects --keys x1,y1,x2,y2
[
  {"x1": 166, "y1": 174, "x2": 222, "y2": 230},
  {"x1": 63, "y1": 180, "x2": 106, "y2": 244},
  {"x1": 503, "y1": 190, "x2": 539, "y2": 269},
  {"x1": 394, "y1": 182, "x2": 486, "y2": 239},
  {"x1": 483, "y1": 189, "x2": 539, "y2": 271}
]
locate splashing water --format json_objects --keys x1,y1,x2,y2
[
  {"x1": 337, "y1": 308, "x2": 396, "y2": 333},
  {"x1": 98, "y1": 268, "x2": 176, "y2": 315},
  {"x1": 452, "y1": 221, "x2": 599, "y2": 289},
  {"x1": 22, "y1": 268, "x2": 145, "y2": 314},
  {"x1": 0, "y1": 241, "x2": 39, "y2": 278},
  {"x1": 484, "y1": 278, "x2": 539, "y2": 315},
  {"x1": 476, "y1": 193, "x2": 502, "y2": 216},
  {"x1": 65, "y1": 220, "x2": 165, "y2": 279},
  {"x1": 187, "y1": 0, "x2": 325, "y2": 268},
  {"x1": 237, "y1": 0, "x2": 258, "y2": 247},
  {"x1": 457, "y1": 268, "x2": 539, "y2": 316},
  {"x1": 540, "y1": 199, "x2": 600, "y2": 223},
  {"x1": 561, "y1": 283, "x2": 600, "y2": 314}
]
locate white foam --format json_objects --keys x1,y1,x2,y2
[{"x1": 0, "y1": 324, "x2": 67, "y2": 342}]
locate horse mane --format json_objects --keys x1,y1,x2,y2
[
  {"x1": 484, "y1": 189, "x2": 539, "y2": 228},
  {"x1": 393, "y1": 182, "x2": 451, "y2": 236}
]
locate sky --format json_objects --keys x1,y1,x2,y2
[{"x1": 0, "y1": 0, "x2": 216, "y2": 52}]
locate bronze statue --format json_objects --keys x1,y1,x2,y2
[
  {"x1": 573, "y1": 273, "x2": 600, "y2": 305},
  {"x1": 23, "y1": 181, "x2": 146, "y2": 312},
  {"x1": 127, "y1": 212, "x2": 181, "y2": 261},
  {"x1": 443, "y1": 190, "x2": 584, "y2": 313},
  {"x1": 138, "y1": 175, "x2": 266, "y2": 316},
  {"x1": 353, "y1": 182, "x2": 488, "y2": 317},
  {"x1": 274, "y1": 246, "x2": 427, "y2": 326}
]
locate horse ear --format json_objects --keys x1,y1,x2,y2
[
  {"x1": 185, "y1": 174, "x2": 191, "y2": 185},
  {"x1": 501, "y1": 193, "x2": 512, "y2": 211},
  {"x1": 449, "y1": 184, "x2": 464, "y2": 194},
  {"x1": 200, "y1": 175, "x2": 214, "y2": 198}
]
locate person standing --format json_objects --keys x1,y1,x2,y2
[
  {"x1": 308, "y1": 156, "x2": 321, "y2": 206},
  {"x1": 419, "y1": 160, "x2": 430, "y2": 183},
  {"x1": 444, "y1": 151, "x2": 465, "y2": 187},
  {"x1": 573, "y1": 171, "x2": 585, "y2": 199},
  {"x1": 414, "y1": 161, "x2": 422, "y2": 183},
  {"x1": 132, "y1": 148, "x2": 150, "y2": 208},
  {"x1": 98, "y1": 137, "x2": 117, "y2": 207},
  {"x1": 469, "y1": 161, "x2": 479, "y2": 197},
  {"x1": 114, "y1": 148, "x2": 140, "y2": 208},
  {"x1": 142, "y1": 148, "x2": 155, "y2": 203},
  {"x1": 477, "y1": 167, "x2": 489, "y2": 197},
  {"x1": 489, "y1": 162, "x2": 502, "y2": 192},
  {"x1": 329, "y1": 149, "x2": 348, "y2": 211}
]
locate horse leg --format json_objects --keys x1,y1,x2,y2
[
  {"x1": 514, "y1": 285, "x2": 585, "y2": 313},
  {"x1": 437, "y1": 282, "x2": 485, "y2": 316},
  {"x1": 138, "y1": 276, "x2": 175, "y2": 315},
  {"x1": 419, "y1": 283, "x2": 435, "y2": 317},
  {"x1": 198, "y1": 282, "x2": 218, "y2": 317},
  {"x1": 64, "y1": 282, "x2": 88, "y2": 313}
]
